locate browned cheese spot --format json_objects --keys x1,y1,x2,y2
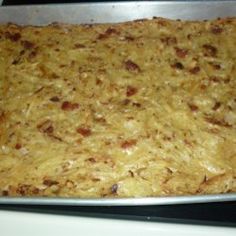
[
  {"x1": 189, "y1": 66, "x2": 200, "y2": 74},
  {"x1": 50, "y1": 96, "x2": 60, "y2": 102},
  {"x1": 124, "y1": 60, "x2": 141, "y2": 72},
  {"x1": 43, "y1": 179, "x2": 59, "y2": 187},
  {"x1": 171, "y1": 62, "x2": 184, "y2": 70}
]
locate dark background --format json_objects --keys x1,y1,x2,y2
[
  {"x1": 2, "y1": 0, "x2": 220, "y2": 5},
  {"x1": 0, "y1": 202, "x2": 236, "y2": 226},
  {"x1": 1, "y1": 0, "x2": 236, "y2": 226},
  {"x1": 2, "y1": 0, "x2": 162, "y2": 5}
]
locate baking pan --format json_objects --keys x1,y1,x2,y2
[
  {"x1": 0, "y1": 1, "x2": 236, "y2": 206},
  {"x1": 0, "y1": 1, "x2": 236, "y2": 24}
]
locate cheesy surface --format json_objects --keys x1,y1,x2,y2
[{"x1": 0, "y1": 18, "x2": 236, "y2": 197}]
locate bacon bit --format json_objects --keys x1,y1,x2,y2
[
  {"x1": 188, "y1": 103, "x2": 199, "y2": 112},
  {"x1": 29, "y1": 50, "x2": 37, "y2": 59},
  {"x1": 37, "y1": 120, "x2": 54, "y2": 134},
  {"x1": 124, "y1": 60, "x2": 141, "y2": 72},
  {"x1": 2, "y1": 190, "x2": 8, "y2": 196},
  {"x1": 97, "y1": 27, "x2": 118, "y2": 39},
  {"x1": 121, "y1": 139, "x2": 137, "y2": 149},
  {"x1": 189, "y1": 66, "x2": 200, "y2": 74},
  {"x1": 45, "y1": 125, "x2": 53, "y2": 133},
  {"x1": 74, "y1": 43, "x2": 85, "y2": 48},
  {"x1": 15, "y1": 143, "x2": 22, "y2": 149},
  {"x1": 111, "y1": 184, "x2": 118, "y2": 194},
  {"x1": 16, "y1": 184, "x2": 31, "y2": 195},
  {"x1": 171, "y1": 62, "x2": 184, "y2": 70},
  {"x1": 211, "y1": 26, "x2": 223, "y2": 34},
  {"x1": 129, "y1": 170, "x2": 134, "y2": 177},
  {"x1": 21, "y1": 40, "x2": 34, "y2": 49},
  {"x1": 32, "y1": 188, "x2": 39, "y2": 194},
  {"x1": 87, "y1": 157, "x2": 96, "y2": 163},
  {"x1": 76, "y1": 127, "x2": 91, "y2": 137},
  {"x1": 127, "y1": 116, "x2": 134, "y2": 120},
  {"x1": 187, "y1": 34, "x2": 192, "y2": 40},
  {"x1": 105, "y1": 27, "x2": 117, "y2": 34},
  {"x1": 12, "y1": 58, "x2": 20, "y2": 65},
  {"x1": 43, "y1": 179, "x2": 59, "y2": 187},
  {"x1": 175, "y1": 47, "x2": 188, "y2": 58},
  {"x1": 59, "y1": 64, "x2": 66, "y2": 68},
  {"x1": 122, "y1": 99, "x2": 131, "y2": 105},
  {"x1": 61, "y1": 101, "x2": 80, "y2": 111},
  {"x1": 210, "y1": 63, "x2": 221, "y2": 70},
  {"x1": 33, "y1": 30, "x2": 40, "y2": 35},
  {"x1": 96, "y1": 79, "x2": 102, "y2": 85},
  {"x1": 205, "y1": 117, "x2": 232, "y2": 127},
  {"x1": 200, "y1": 84, "x2": 207, "y2": 90},
  {"x1": 161, "y1": 37, "x2": 177, "y2": 45},
  {"x1": 163, "y1": 135, "x2": 171, "y2": 141},
  {"x1": 12, "y1": 50, "x2": 25, "y2": 64},
  {"x1": 132, "y1": 102, "x2": 141, "y2": 108},
  {"x1": 50, "y1": 96, "x2": 60, "y2": 102},
  {"x1": 5, "y1": 32, "x2": 21, "y2": 42},
  {"x1": 203, "y1": 44, "x2": 217, "y2": 57},
  {"x1": 0, "y1": 111, "x2": 5, "y2": 123},
  {"x1": 210, "y1": 76, "x2": 220, "y2": 83},
  {"x1": 213, "y1": 64, "x2": 221, "y2": 70},
  {"x1": 212, "y1": 102, "x2": 221, "y2": 111},
  {"x1": 224, "y1": 78, "x2": 230, "y2": 84},
  {"x1": 16, "y1": 184, "x2": 39, "y2": 196},
  {"x1": 125, "y1": 35, "x2": 135, "y2": 41},
  {"x1": 51, "y1": 73, "x2": 60, "y2": 79},
  {"x1": 94, "y1": 116, "x2": 106, "y2": 123},
  {"x1": 126, "y1": 86, "x2": 138, "y2": 97},
  {"x1": 212, "y1": 64, "x2": 221, "y2": 70}
]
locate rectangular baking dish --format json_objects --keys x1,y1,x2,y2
[{"x1": 0, "y1": 1, "x2": 236, "y2": 206}]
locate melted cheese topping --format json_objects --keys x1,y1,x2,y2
[{"x1": 0, "y1": 18, "x2": 236, "y2": 197}]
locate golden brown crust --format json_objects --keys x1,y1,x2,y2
[{"x1": 0, "y1": 17, "x2": 236, "y2": 197}]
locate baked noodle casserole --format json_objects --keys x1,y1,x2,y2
[{"x1": 0, "y1": 17, "x2": 235, "y2": 197}]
